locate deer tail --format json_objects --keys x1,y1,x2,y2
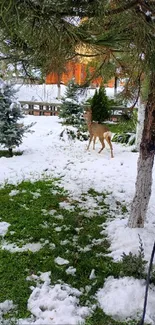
[{"x1": 103, "y1": 131, "x2": 112, "y2": 140}]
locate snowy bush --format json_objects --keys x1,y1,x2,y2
[
  {"x1": 0, "y1": 79, "x2": 35, "y2": 156},
  {"x1": 59, "y1": 79, "x2": 88, "y2": 141},
  {"x1": 112, "y1": 110, "x2": 137, "y2": 146},
  {"x1": 112, "y1": 132, "x2": 136, "y2": 145},
  {"x1": 60, "y1": 126, "x2": 89, "y2": 142},
  {"x1": 59, "y1": 79, "x2": 84, "y2": 126}
]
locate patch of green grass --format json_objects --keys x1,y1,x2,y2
[
  {"x1": 0, "y1": 180, "x2": 145, "y2": 324},
  {"x1": 104, "y1": 123, "x2": 122, "y2": 134},
  {"x1": 121, "y1": 204, "x2": 128, "y2": 214},
  {"x1": 131, "y1": 148, "x2": 138, "y2": 153},
  {"x1": 85, "y1": 308, "x2": 138, "y2": 325},
  {"x1": 0, "y1": 150, "x2": 23, "y2": 158}
]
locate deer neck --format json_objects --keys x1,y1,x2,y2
[{"x1": 86, "y1": 119, "x2": 92, "y2": 131}]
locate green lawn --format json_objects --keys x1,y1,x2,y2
[
  {"x1": 0, "y1": 178, "x2": 147, "y2": 324},
  {"x1": 0, "y1": 150, "x2": 23, "y2": 158}
]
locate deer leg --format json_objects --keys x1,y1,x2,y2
[
  {"x1": 105, "y1": 135, "x2": 114, "y2": 158},
  {"x1": 93, "y1": 136, "x2": 96, "y2": 150},
  {"x1": 98, "y1": 137, "x2": 105, "y2": 154},
  {"x1": 87, "y1": 134, "x2": 93, "y2": 150}
]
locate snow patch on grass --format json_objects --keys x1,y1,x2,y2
[
  {"x1": 30, "y1": 191, "x2": 41, "y2": 199},
  {"x1": 104, "y1": 217, "x2": 155, "y2": 262},
  {"x1": 96, "y1": 276, "x2": 155, "y2": 324},
  {"x1": 1, "y1": 241, "x2": 43, "y2": 252},
  {"x1": 59, "y1": 202, "x2": 75, "y2": 211},
  {"x1": 21, "y1": 272, "x2": 91, "y2": 325},
  {"x1": 0, "y1": 300, "x2": 15, "y2": 322},
  {"x1": 55, "y1": 256, "x2": 69, "y2": 265},
  {"x1": 0, "y1": 222, "x2": 10, "y2": 236},
  {"x1": 66, "y1": 266, "x2": 76, "y2": 276},
  {"x1": 9, "y1": 189, "x2": 20, "y2": 196}
]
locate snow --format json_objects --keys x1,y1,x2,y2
[
  {"x1": 61, "y1": 239, "x2": 70, "y2": 246},
  {"x1": 102, "y1": 218, "x2": 155, "y2": 262},
  {"x1": 1, "y1": 241, "x2": 43, "y2": 252},
  {"x1": 0, "y1": 222, "x2": 10, "y2": 236},
  {"x1": 89, "y1": 269, "x2": 96, "y2": 280},
  {"x1": 59, "y1": 201, "x2": 75, "y2": 210},
  {"x1": 54, "y1": 214, "x2": 64, "y2": 220},
  {"x1": 54, "y1": 256, "x2": 70, "y2": 265},
  {"x1": 55, "y1": 226, "x2": 62, "y2": 232},
  {"x1": 0, "y1": 300, "x2": 15, "y2": 323},
  {"x1": 13, "y1": 84, "x2": 122, "y2": 104},
  {"x1": 0, "y1": 114, "x2": 155, "y2": 323},
  {"x1": 30, "y1": 191, "x2": 41, "y2": 199},
  {"x1": 19, "y1": 272, "x2": 91, "y2": 325},
  {"x1": 66, "y1": 266, "x2": 76, "y2": 276},
  {"x1": 14, "y1": 84, "x2": 66, "y2": 104},
  {"x1": 96, "y1": 276, "x2": 155, "y2": 324},
  {"x1": 9, "y1": 189, "x2": 20, "y2": 196}
]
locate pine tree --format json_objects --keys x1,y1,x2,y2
[
  {"x1": 91, "y1": 87, "x2": 111, "y2": 123},
  {"x1": 0, "y1": 80, "x2": 35, "y2": 156},
  {"x1": 59, "y1": 79, "x2": 84, "y2": 126}
]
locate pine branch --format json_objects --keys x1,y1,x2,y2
[
  {"x1": 80, "y1": 56, "x2": 108, "y2": 87},
  {"x1": 128, "y1": 73, "x2": 143, "y2": 110},
  {"x1": 105, "y1": 0, "x2": 140, "y2": 16}
]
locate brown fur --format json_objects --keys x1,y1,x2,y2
[{"x1": 85, "y1": 109, "x2": 114, "y2": 158}]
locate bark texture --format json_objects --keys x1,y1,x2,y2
[
  {"x1": 135, "y1": 101, "x2": 145, "y2": 151},
  {"x1": 128, "y1": 72, "x2": 155, "y2": 228},
  {"x1": 57, "y1": 85, "x2": 61, "y2": 100},
  {"x1": 128, "y1": 154, "x2": 154, "y2": 227}
]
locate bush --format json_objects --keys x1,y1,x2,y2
[
  {"x1": 120, "y1": 236, "x2": 147, "y2": 279},
  {"x1": 60, "y1": 125, "x2": 89, "y2": 142},
  {"x1": 112, "y1": 132, "x2": 136, "y2": 145},
  {"x1": 112, "y1": 109, "x2": 137, "y2": 146},
  {"x1": 90, "y1": 86, "x2": 112, "y2": 123},
  {"x1": 0, "y1": 79, "x2": 35, "y2": 156}
]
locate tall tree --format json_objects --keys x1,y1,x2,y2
[
  {"x1": 0, "y1": 0, "x2": 101, "y2": 76},
  {"x1": 128, "y1": 71, "x2": 155, "y2": 227},
  {"x1": 0, "y1": 0, "x2": 142, "y2": 75},
  {"x1": 83, "y1": 1, "x2": 155, "y2": 228},
  {"x1": 1, "y1": 0, "x2": 155, "y2": 227}
]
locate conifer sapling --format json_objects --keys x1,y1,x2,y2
[{"x1": 0, "y1": 80, "x2": 35, "y2": 156}]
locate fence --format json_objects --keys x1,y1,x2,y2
[
  {"x1": 110, "y1": 106, "x2": 131, "y2": 122},
  {"x1": 20, "y1": 101, "x2": 61, "y2": 116},
  {"x1": 20, "y1": 101, "x2": 131, "y2": 121},
  {"x1": 83, "y1": 104, "x2": 131, "y2": 122}
]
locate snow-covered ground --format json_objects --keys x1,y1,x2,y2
[
  {"x1": 14, "y1": 84, "x2": 122, "y2": 103},
  {"x1": 0, "y1": 115, "x2": 155, "y2": 324}
]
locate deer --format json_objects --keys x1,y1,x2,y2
[{"x1": 85, "y1": 108, "x2": 114, "y2": 158}]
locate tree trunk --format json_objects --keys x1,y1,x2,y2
[
  {"x1": 57, "y1": 74, "x2": 61, "y2": 100},
  {"x1": 128, "y1": 72, "x2": 155, "y2": 228},
  {"x1": 135, "y1": 99, "x2": 145, "y2": 151},
  {"x1": 9, "y1": 148, "x2": 13, "y2": 157},
  {"x1": 114, "y1": 75, "x2": 118, "y2": 97}
]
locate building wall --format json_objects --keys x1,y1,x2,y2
[{"x1": 46, "y1": 61, "x2": 115, "y2": 87}]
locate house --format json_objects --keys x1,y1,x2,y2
[{"x1": 45, "y1": 61, "x2": 115, "y2": 87}]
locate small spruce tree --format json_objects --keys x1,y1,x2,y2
[
  {"x1": 59, "y1": 79, "x2": 89, "y2": 141},
  {"x1": 59, "y1": 79, "x2": 84, "y2": 126},
  {"x1": 91, "y1": 86, "x2": 111, "y2": 123},
  {"x1": 0, "y1": 80, "x2": 35, "y2": 156}
]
